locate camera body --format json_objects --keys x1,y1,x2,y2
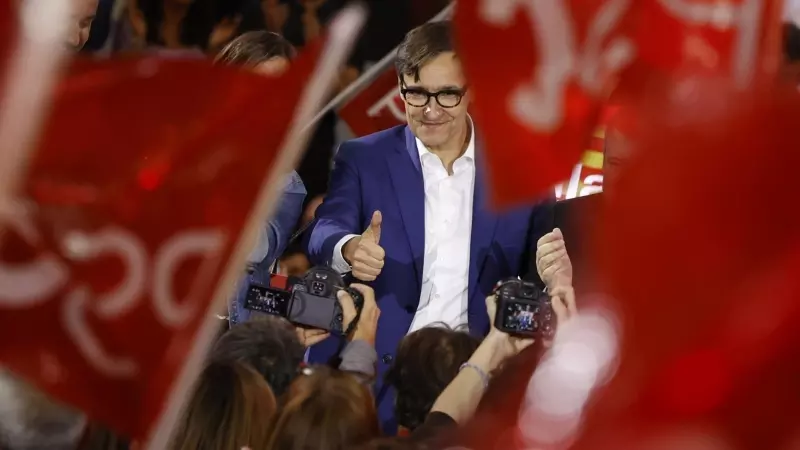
[
  {"x1": 244, "y1": 266, "x2": 363, "y2": 334},
  {"x1": 493, "y1": 278, "x2": 555, "y2": 338}
]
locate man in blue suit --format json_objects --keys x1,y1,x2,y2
[{"x1": 304, "y1": 21, "x2": 553, "y2": 431}]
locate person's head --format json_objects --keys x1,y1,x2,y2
[
  {"x1": 215, "y1": 30, "x2": 296, "y2": 76},
  {"x1": 268, "y1": 366, "x2": 380, "y2": 450},
  {"x1": 209, "y1": 316, "x2": 305, "y2": 398},
  {"x1": 384, "y1": 325, "x2": 481, "y2": 431},
  {"x1": 783, "y1": 22, "x2": 800, "y2": 83},
  {"x1": 395, "y1": 21, "x2": 471, "y2": 150},
  {"x1": 0, "y1": 370, "x2": 87, "y2": 449},
  {"x1": 170, "y1": 361, "x2": 277, "y2": 450},
  {"x1": 66, "y1": 0, "x2": 98, "y2": 50},
  {"x1": 599, "y1": 100, "x2": 639, "y2": 197}
]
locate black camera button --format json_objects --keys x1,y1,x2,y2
[{"x1": 381, "y1": 354, "x2": 394, "y2": 364}]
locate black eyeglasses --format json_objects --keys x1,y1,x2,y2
[{"x1": 400, "y1": 84, "x2": 468, "y2": 108}]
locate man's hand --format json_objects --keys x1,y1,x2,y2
[
  {"x1": 536, "y1": 228, "x2": 573, "y2": 290},
  {"x1": 549, "y1": 284, "x2": 577, "y2": 326},
  {"x1": 343, "y1": 211, "x2": 385, "y2": 281},
  {"x1": 338, "y1": 284, "x2": 380, "y2": 346},
  {"x1": 295, "y1": 327, "x2": 330, "y2": 348}
]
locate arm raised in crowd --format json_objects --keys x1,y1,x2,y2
[
  {"x1": 303, "y1": 143, "x2": 363, "y2": 268},
  {"x1": 426, "y1": 286, "x2": 578, "y2": 426}
]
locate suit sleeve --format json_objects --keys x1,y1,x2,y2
[
  {"x1": 519, "y1": 196, "x2": 556, "y2": 288},
  {"x1": 304, "y1": 142, "x2": 363, "y2": 266}
]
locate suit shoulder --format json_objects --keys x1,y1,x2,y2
[{"x1": 337, "y1": 125, "x2": 406, "y2": 158}]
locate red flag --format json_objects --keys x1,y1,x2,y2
[
  {"x1": 338, "y1": 68, "x2": 407, "y2": 136},
  {"x1": 633, "y1": 0, "x2": 784, "y2": 86},
  {"x1": 454, "y1": 0, "x2": 636, "y2": 208},
  {"x1": 0, "y1": 4, "x2": 365, "y2": 439}
]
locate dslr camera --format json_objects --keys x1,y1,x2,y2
[
  {"x1": 493, "y1": 278, "x2": 555, "y2": 338},
  {"x1": 244, "y1": 266, "x2": 363, "y2": 335}
]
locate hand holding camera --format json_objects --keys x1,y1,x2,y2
[
  {"x1": 244, "y1": 266, "x2": 364, "y2": 335},
  {"x1": 490, "y1": 278, "x2": 577, "y2": 340},
  {"x1": 337, "y1": 284, "x2": 380, "y2": 346}
]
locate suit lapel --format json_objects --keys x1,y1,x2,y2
[
  {"x1": 469, "y1": 145, "x2": 499, "y2": 302},
  {"x1": 386, "y1": 127, "x2": 425, "y2": 294}
]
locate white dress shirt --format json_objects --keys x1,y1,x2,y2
[{"x1": 332, "y1": 122, "x2": 477, "y2": 333}]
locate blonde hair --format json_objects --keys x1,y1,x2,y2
[
  {"x1": 268, "y1": 366, "x2": 380, "y2": 450},
  {"x1": 170, "y1": 361, "x2": 277, "y2": 450}
]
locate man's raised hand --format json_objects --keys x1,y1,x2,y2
[{"x1": 343, "y1": 211, "x2": 385, "y2": 281}]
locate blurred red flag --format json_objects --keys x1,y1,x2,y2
[
  {"x1": 339, "y1": 68, "x2": 407, "y2": 136},
  {"x1": 455, "y1": 78, "x2": 800, "y2": 450},
  {"x1": 573, "y1": 80, "x2": 800, "y2": 449},
  {"x1": 453, "y1": 0, "x2": 636, "y2": 208},
  {"x1": 0, "y1": 44, "x2": 327, "y2": 440},
  {"x1": 633, "y1": 0, "x2": 785, "y2": 86}
]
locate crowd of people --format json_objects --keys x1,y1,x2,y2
[{"x1": 1, "y1": 0, "x2": 800, "y2": 449}]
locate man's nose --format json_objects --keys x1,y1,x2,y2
[{"x1": 422, "y1": 100, "x2": 444, "y2": 119}]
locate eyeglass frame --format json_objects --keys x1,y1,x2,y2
[{"x1": 399, "y1": 81, "x2": 469, "y2": 109}]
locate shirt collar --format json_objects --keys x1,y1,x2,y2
[{"x1": 416, "y1": 115, "x2": 476, "y2": 162}]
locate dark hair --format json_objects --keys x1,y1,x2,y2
[
  {"x1": 170, "y1": 361, "x2": 277, "y2": 450},
  {"x1": 214, "y1": 31, "x2": 296, "y2": 67},
  {"x1": 785, "y1": 22, "x2": 800, "y2": 63},
  {"x1": 267, "y1": 365, "x2": 380, "y2": 450},
  {"x1": 395, "y1": 20, "x2": 455, "y2": 82},
  {"x1": 135, "y1": 0, "x2": 217, "y2": 50},
  {"x1": 208, "y1": 316, "x2": 305, "y2": 398},
  {"x1": 384, "y1": 325, "x2": 481, "y2": 430}
]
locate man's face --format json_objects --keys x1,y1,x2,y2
[
  {"x1": 602, "y1": 127, "x2": 633, "y2": 196},
  {"x1": 254, "y1": 57, "x2": 290, "y2": 77},
  {"x1": 65, "y1": 0, "x2": 98, "y2": 51},
  {"x1": 401, "y1": 51, "x2": 470, "y2": 149}
]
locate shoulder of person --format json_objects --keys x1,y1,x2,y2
[{"x1": 336, "y1": 125, "x2": 407, "y2": 159}]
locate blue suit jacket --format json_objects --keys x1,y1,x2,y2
[
  {"x1": 303, "y1": 126, "x2": 552, "y2": 432},
  {"x1": 229, "y1": 171, "x2": 306, "y2": 325}
]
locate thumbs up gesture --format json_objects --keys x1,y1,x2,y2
[
  {"x1": 343, "y1": 211, "x2": 385, "y2": 281},
  {"x1": 536, "y1": 228, "x2": 573, "y2": 290}
]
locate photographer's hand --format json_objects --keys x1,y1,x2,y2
[
  {"x1": 485, "y1": 295, "x2": 535, "y2": 362},
  {"x1": 549, "y1": 284, "x2": 577, "y2": 326},
  {"x1": 295, "y1": 327, "x2": 330, "y2": 348},
  {"x1": 337, "y1": 285, "x2": 380, "y2": 346}
]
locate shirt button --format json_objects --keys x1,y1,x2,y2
[{"x1": 382, "y1": 354, "x2": 394, "y2": 364}]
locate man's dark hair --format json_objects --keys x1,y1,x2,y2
[
  {"x1": 395, "y1": 20, "x2": 455, "y2": 82},
  {"x1": 214, "y1": 31, "x2": 296, "y2": 67},
  {"x1": 384, "y1": 325, "x2": 481, "y2": 430},
  {"x1": 785, "y1": 23, "x2": 800, "y2": 63},
  {"x1": 208, "y1": 316, "x2": 304, "y2": 398}
]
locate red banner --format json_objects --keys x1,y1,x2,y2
[
  {"x1": 454, "y1": 0, "x2": 635, "y2": 208},
  {"x1": 338, "y1": 68, "x2": 406, "y2": 137},
  {"x1": 0, "y1": 46, "x2": 321, "y2": 439}
]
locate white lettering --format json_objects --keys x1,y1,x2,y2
[
  {"x1": 0, "y1": 207, "x2": 68, "y2": 307},
  {"x1": 657, "y1": 0, "x2": 764, "y2": 88},
  {"x1": 152, "y1": 230, "x2": 226, "y2": 328},
  {"x1": 63, "y1": 286, "x2": 138, "y2": 378},
  {"x1": 0, "y1": 207, "x2": 227, "y2": 379},
  {"x1": 580, "y1": 174, "x2": 604, "y2": 196},
  {"x1": 480, "y1": 0, "x2": 634, "y2": 132},
  {"x1": 367, "y1": 89, "x2": 406, "y2": 122}
]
